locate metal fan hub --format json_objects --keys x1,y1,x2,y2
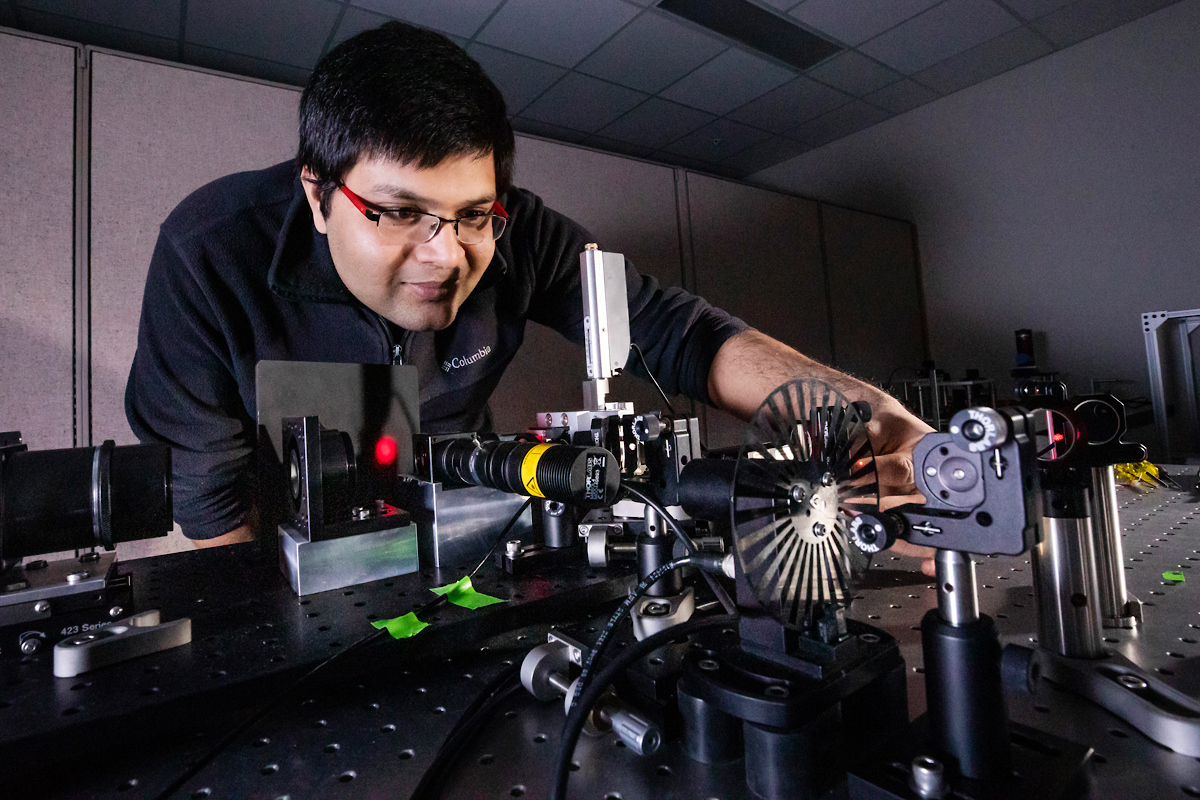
[
  {"x1": 731, "y1": 379, "x2": 881, "y2": 630},
  {"x1": 783, "y1": 482, "x2": 839, "y2": 546}
]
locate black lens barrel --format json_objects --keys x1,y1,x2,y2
[
  {"x1": 1, "y1": 441, "x2": 173, "y2": 561},
  {"x1": 433, "y1": 439, "x2": 618, "y2": 508}
]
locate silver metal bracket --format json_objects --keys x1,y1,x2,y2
[
  {"x1": 1141, "y1": 308, "x2": 1200, "y2": 459},
  {"x1": 394, "y1": 477, "x2": 532, "y2": 568},
  {"x1": 53, "y1": 609, "x2": 191, "y2": 678},
  {"x1": 631, "y1": 585, "x2": 695, "y2": 640},
  {"x1": 278, "y1": 521, "x2": 419, "y2": 596},
  {"x1": 1015, "y1": 644, "x2": 1200, "y2": 757},
  {"x1": 0, "y1": 553, "x2": 116, "y2": 612}
]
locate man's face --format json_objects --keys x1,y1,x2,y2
[{"x1": 302, "y1": 152, "x2": 498, "y2": 332}]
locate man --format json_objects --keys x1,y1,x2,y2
[{"x1": 126, "y1": 22, "x2": 933, "y2": 570}]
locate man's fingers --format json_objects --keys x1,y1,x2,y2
[
  {"x1": 857, "y1": 453, "x2": 918, "y2": 496},
  {"x1": 851, "y1": 449, "x2": 932, "y2": 575},
  {"x1": 879, "y1": 493, "x2": 925, "y2": 512},
  {"x1": 887, "y1": 538, "x2": 937, "y2": 576}
]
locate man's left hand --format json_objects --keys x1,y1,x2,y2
[{"x1": 861, "y1": 405, "x2": 937, "y2": 576}]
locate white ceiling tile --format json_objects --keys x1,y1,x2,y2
[
  {"x1": 789, "y1": 0, "x2": 944, "y2": 46},
  {"x1": 18, "y1": 0, "x2": 181, "y2": 38},
  {"x1": 521, "y1": 72, "x2": 647, "y2": 132},
  {"x1": 913, "y1": 26, "x2": 1053, "y2": 94},
  {"x1": 806, "y1": 50, "x2": 902, "y2": 95},
  {"x1": 858, "y1": 0, "x2": 1022, "y2": 74},
  {"x1": 660, "y1": 48, "x2": 795, "y2": 116},
  {"x1": 580, "y1": 133, "x2": 657, "y2": 159},
  {"x1": 786, "y1": 99, "x2": 891, "y2": 146},
  {"x1": 329, "y1": 9, "x2": 468, "y2": 49},
  {"x1": 182, "y1": 43, "x2": 314, "y2": 85},
  {"x1": 727, "y1": 75, "x2": 853, "y2": 132},
  {"x1": 512, "y1": 117, "x2": 589, "y2": 144},
  {"x1": 757, "y1": 0, "x2": 802, "y2": 10},
  {"x1": 16, "y1": 9, "x2": 179, "y2": 59},
  {"x1": 722, "y1": 135, "x2": 814, "y2": 175},
  {"x1": 862, "y1": 78, "x2": 940, "y2": 113},
  {"x1": 597, "y1": 97, "x2": 715, "y2": 149},
  {"x1": 474, "y1": 0, "x2": 641, "y2": 68},
  {"x1": 186, "y1": 0, "x2": 341, "y2": 68},
  {"x1": 350, "y1": 0, "x2": 504, "y2": 39},
  {"x1": 466, "y1": 44, "x2": 567, "y2": 115},
  {"x1": 576, "y1": 11, "x2": 727, "y2": 94},
  {"x1": 662, "y1": 117, "x2": 773, "y2": 163},
  {"x1": 1001, "y1": 0, "x2": 1076, "y2": 20},
  {"x1": 1030, "y1": 0, "x2": 1182, "y2": 48},
  {"x1": 329, "y1": 7, "x2": 389, "y2": 49}
]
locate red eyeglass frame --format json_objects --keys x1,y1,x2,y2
[{"x1": 338, "y1": 184, "x2": 508, "y2": 235}]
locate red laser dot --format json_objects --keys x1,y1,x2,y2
[{"x1": 375, "y1": 435, "x2": 397, "y2": 466}]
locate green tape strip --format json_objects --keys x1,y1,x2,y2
[
  {"x1": 1163, "y1": 571, "x2": 1186, "y2": 583},
  {"x1": 430, "y1": 576, "x2": 505, "y2": 610},
  {"x1": 371, "y1": 612, "x2": 429, "y2": 639}
]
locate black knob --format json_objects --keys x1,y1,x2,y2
[
  {"x1": 962, "y1": 420, "x2": 986, "y2": 441},
  {"x1": 849, "y1": 512, "x2": 899, "y2": 554}
]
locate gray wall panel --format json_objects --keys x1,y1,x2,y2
[
  {"x1": 685, "y1": 173, "x2": 830, "y2": 449},
  {"x1": 89, "y1": 52, "x2": 300, "y2": 446},
  {"x1": 0, "y1": 32, "x2": 77, "y2": 449},
  {"x1": 488, "y1": 135, "x2": 686, "y2": 432},
  {"x1": 752, "y1": 0, "x2": 1200, "y2": 436},
  {"x1": 821, "y1": 204, "x2": 925, "y2": 385}
]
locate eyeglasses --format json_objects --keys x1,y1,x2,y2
[{"x1": 338, "y1": 184, "x2": 508, "y2": 245}]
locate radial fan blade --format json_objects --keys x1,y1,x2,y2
[{"x1": 731, "y1": 379, "x2": 879, "y2": 629}]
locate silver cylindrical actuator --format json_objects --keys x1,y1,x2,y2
[
  {"x1": 936, "y1": 550, "x2": 980, "y2": 627},
  {"x1": 1032, "y1": 484, "x2": 1105, "y2": 659},
  {"x1": 1089, "y1": 465, "x2": 1141, "y2": 629}
]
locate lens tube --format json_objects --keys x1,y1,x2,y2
[{"x1": 434, "y1": 439, "x2": 618, "y2": 508}]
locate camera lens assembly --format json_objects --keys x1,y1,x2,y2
[
  {"x1": 0, "y1": 431, "x2": 174, "y2": 658},
  {"x1": 432, "y1": 437, "x2": 620, "y2": 509},
  {"x1": 0, "y1": 432, "x2": 172, "y2": 563}
]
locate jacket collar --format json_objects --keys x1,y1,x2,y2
[{"x1": 267, "y1": 173, "x2": 509, "y2": 305}]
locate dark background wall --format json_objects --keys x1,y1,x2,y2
[{"x1": 752, "y1": 0, "x2": 1200, "y2": 429}]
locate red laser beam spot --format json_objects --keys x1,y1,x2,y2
[{"x1": 374, "y1": 435, "x2": 397, "y2": 466}]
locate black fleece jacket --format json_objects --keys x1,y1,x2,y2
[{"x1": 125, "y1": 160, "x2": 747, "y2": 539}]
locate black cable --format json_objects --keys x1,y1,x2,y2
[
  {"x1": 153, "y1": 498, "x2": 532, "y2": 799},
  {"x1": 409, "y1": 664, "x2": 524, "y2": 799},
  {"x1": 469, "y1": 497, "x2": 532, "y2": 576},
  {"x1": 152, "y1": 623, "x2": 396, "y2": 799},
  {"x1": 550, "y1": 614, "x2": 738, "y2": 800},
  {"x1": 629, "y1": 342, "x2": 676, "y2": 416},
  {"x1": 567, "y1": 555, "x2": 717, "y2": 714},
  {"x1": 882, "y1": 364, "x2": 921, "y2": 392},
  {"x1": 619, "y1": 481, "x2": 737, "y2": 616}
]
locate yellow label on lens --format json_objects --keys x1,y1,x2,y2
[{"x1": 520, "y1": 443, "x2": 553, "y2": 498}]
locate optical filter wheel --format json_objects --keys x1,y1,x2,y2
[{"x1": 731, "y1": 379, "x2": 880, "y2": 628}]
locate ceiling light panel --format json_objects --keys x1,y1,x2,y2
[{"x1": 657, "y1": 0, "x2": 842, "y2": 71}]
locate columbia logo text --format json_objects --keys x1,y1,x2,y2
[{"x1": 441, "y1": 345, "x2": 492, "y2": 372}]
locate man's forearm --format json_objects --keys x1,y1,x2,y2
[
  {"x1": 708, "y1": 328, "x2": 937, "y2": 572},
  {"x1": 707, "y1": 329, "x2": 912, "y2": 427}
]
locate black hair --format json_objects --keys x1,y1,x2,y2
[{"x1": 298, "y1": 22, "x2": 514, "y2": 216}]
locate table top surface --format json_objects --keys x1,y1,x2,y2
[{"x1": 2, "y1": 474, "x2": 1198, "y2": 800}]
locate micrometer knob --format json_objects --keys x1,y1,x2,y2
[
  {"x1": 606, "y1": 705, "x2": 662, "y2": 757},
  {"x1": 849, "y1": 511, "x2": 900, "y2": 554}
]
